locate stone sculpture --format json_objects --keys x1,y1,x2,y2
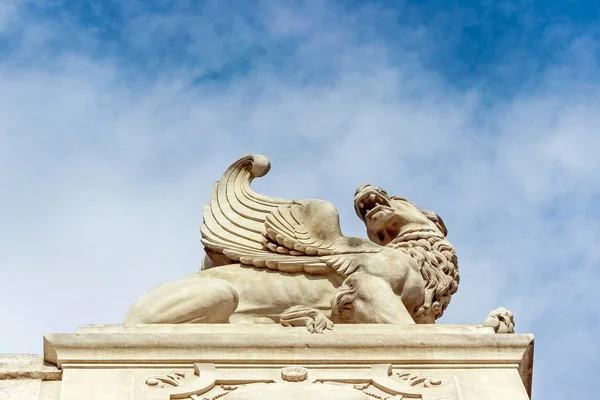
[
  {"x1": 483, "y1": 307, "x2": 516, "y2": 333},
  {"x1": 4, "y1": 155, "x2": 534, "y2": 400},
  {"x1": 125, "y1": 154, "x2": 460, "y2": 330}
]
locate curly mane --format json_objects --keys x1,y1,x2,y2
[{"x1": 388, "y1": 230, "x2": 459, "y2": 322}]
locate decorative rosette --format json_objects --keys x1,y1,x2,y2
[{"x1": 281, "y1": 366, "x2": 308, "y2": 382}]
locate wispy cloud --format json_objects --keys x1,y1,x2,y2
[{"x1": 1, "y1": 1, "x2": 598, "y2": 398}]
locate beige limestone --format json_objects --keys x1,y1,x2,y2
[
  {"x1": 0, "y1": 354, "x2": 61, "y2": 400},
  {"x1": 2, "y1": 154, "x2": 534, "y2": 399},
  {"x1": 125, "y1": 154, "x2": 459, "y2": 329},
  {"x1": 34, "y1": 323, "x2": 533, "y2": 400},
  {"x1": 484, "y1": 307, "x2": 516, "y2": 333}
]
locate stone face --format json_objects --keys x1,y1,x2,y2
[
  {"x1": 125, "y1": 154, "x2": 459, "y2": 328},
  {"x1": 36, "y1": 323, "x2": 533, "y2": 400}
]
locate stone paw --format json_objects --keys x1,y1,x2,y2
[
  {"x1": 280, "y1": 305, "x2": 334, "y2": 333},
  {"x1": 483, "y1": 307, "x2": 515, "y2": 333}
]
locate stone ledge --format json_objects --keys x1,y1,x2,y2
[
  {"x1": 76, "y1": 323, "x2": 494, "y2": 334},
  {"x1": 32, "y1": 324, "x2": 534, "y2": 399},
  {"x1": 0, "y1": 354, "x2": 62, "y2": 381},
  {"x1": 44, "y1": 324, "x2": 533, "y2": 393}
]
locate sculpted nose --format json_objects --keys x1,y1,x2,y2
[{"x1": 355, "y1": 184, "x2": 373, "y2": 196}]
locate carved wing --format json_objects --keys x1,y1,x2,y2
[{"x1": 200, "y1": 155, "x2": 381, "y2": 275}]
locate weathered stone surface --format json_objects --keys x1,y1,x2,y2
[
  {"x1": 2, "y1": 154, "x2": 534, "y2": 399},
  {"x1": 0, "y1": 354, "x2": 42, "y2": 380},
  {"x1": 125, "y1": 154, "x2": 459, "y2": 329},
  {"x1": 484, "y1": 307, "x2": 516, "y2": 333},
  {"x1": 40, "y1": 323, "x2": 533, "y2": 400},
  {"x1": 0, "y1": 354, "x2": 61, "y2": 381},
  {"x1": 0, "y1": 380, "x2": 41, "y2": 400},
  {"x1": 0, "y1": 354, "x2": 61, "y2": 399}
]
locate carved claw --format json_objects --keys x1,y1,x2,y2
[
  {"x1": 280, "y1": 305, "x2": 334, "y2": 333},
  {"x1": 483, "y1": 307, "x2": 515, "y2": 333}
]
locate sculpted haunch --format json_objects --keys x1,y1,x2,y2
[{"x1": 125, "y1": 155, "x2": 459, "y2": 329}]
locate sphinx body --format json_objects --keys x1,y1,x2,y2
[
  {"x1": 125, "y1": 155, "x2": 459, "y2": 330},
  {"x1": 124, "y1": 238, "x2": 424, "y2": 326},
  {"x1": 125, "y1": 264, "x2": 344, "y2": 325}
]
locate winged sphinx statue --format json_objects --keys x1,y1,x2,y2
[{"x1": 125, "y1": 155, "x2": 460, "y2": 332}]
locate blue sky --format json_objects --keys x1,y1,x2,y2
[{"x1": 1, "y1": 1, "x2": 599, "y2": 398}]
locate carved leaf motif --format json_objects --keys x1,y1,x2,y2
[
  {"x1": 362, "y1": 386, "x2": 402, "y2": 399},
  {"x1": 395, "y1": 371, "x2": 446, "y2": 388},
  {"x1": 197, "y1": 385, "x2": 238, "y2": 400},
  {"x1": 145, "y1": 372, "x2": 186, "y2": 388}
]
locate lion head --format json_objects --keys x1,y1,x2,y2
[{"x1": 354, "y1": 184, "x2": 459, "y2": 323}]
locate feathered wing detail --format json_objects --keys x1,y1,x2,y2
[
  {"x1": 201, "y1": 154, "x2": 381, "y2": 275},
  {"x1": 200, "y1": 154, "x2": 287, "y2": 253}
]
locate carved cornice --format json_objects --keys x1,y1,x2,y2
[{"x1": 43, "y1": 324, "x2": 533, "y2": 395}]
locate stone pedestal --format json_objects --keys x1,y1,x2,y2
[{"x1": 2, "y1": 324, "x2": 533, "y2": 399}]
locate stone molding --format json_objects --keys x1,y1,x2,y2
[{"x1": 42, "y1": 323, "x2": 533, "y2": 397}]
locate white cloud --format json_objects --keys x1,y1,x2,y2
[{"x1": 0, "y1": 2, "x2": 598, "y2": 398}]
